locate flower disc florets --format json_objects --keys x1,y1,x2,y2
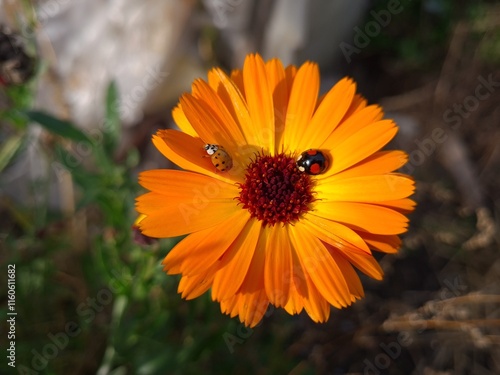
[{"x1": 237, "y1": 153, "x2": 315, "y2": 226}]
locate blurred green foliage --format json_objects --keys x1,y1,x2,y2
[{"x1": 364, "y1": 0, "x2": 499, "y2": 69}]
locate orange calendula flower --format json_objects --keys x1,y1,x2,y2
[{"x1": 135, "y1": 53, "x2": 415, "y2": 327}]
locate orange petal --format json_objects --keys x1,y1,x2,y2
[
  {"x1": 228, "y1": 232, "x2": 269, "y2": 327},
  {"x1": 242, "y1": 54, "x2": 275, "y2": 155},
  {"x1": 377, "y1": 198, "x2": 417, "y2": 213},
  {"x1": 284, "y1": 64, "x2": 297, "y2": 83},
  {"x1": 211, "y1": 218, "x2": 262, "y2": 301},
  {"x1": 152, "y1": 129, "x2": 244, "y2": 183},
  {"x1": 340, "y1": 93, "x2": 368, "y2": 121},
  {"x1": 282, "y1": 62, "x2": 320, "y2": 153},
  {"x1": 209, "y1": 69, "x2": 254, "y2": 144},
  {"x1": 136, "y1": 170, "x2": 240, "y2": 238},
  {"x1": 241, "y1": 289, "x2": 270, "y2": 327},
  {"x1": 180, "y1": 91, "x2": 246, "y2": 158},
  {"x1": 296, "y1": 77, "x2": 356, "y2": 151},
  {"x1": 320, "y1": 105, "x2": 383, "y2": 151},
  {"x1": 264, "y1": 225, "x2": 292, "y2": 307},
  {"x1": 315, "y1": 174, "x2": 415, "y2": 202},
  {"x1": 220, "y1": 293, "x2": 239, "y2": 318},
  {"x1": 336, "y1": 104, "x2": 385, "y2": 140},
  {"x1": 286, "y1": 239, "x2": 330, "y2": 322},
  {"x1": 283, "y1": 278, "x2": 304, "y2": 316},
  {"x1": 230, "y1": 68, "x2": 244, "y2": 95},
  {"x1": 220, "y1": 288, "x2": 269, "y2": 328},
  {"x1": 172, "y1": 104, "x2": 198, "y2": 137},
  {"x1": 284, "y1": 238, "x2": 310, "y2": 315},
  {"x1": 137, "y1": 191, "x2": 239, "y2": 237},
  {"x1": 303, "y1": 213, "x2": 371, "y2": 253},
  {"x1": 317, "y1": 150, "x2": 408, "y2": 181},
  {"x1": 332, "y1": 244, "x2": 384, "y2": 280},
  {"x1": 361, "y1": 233, "x2": 402, "y2": 253},
  {"x1": 162, "y1": 209, "x2": 249, "y2": 275},
  {"x1": 313, "y1": 201, "x2": 409, "y2": 235},
  {"x1": 238, "y1": 226, "x2": 267, "y2": 294},
  {"x1": 327, "y1": 120, "x2": 398, "y2": 175},
  {"x1": 190, "y1": 79, "x2": 247, "y2": 147},
  {"x1": 301, "y1": 278, "x2": 331, "y2": 323},
  {"x1": 138, "y1": 169, "x2": 238, "y2": 197},
  {"x1": 288, "y1": 224, "x2": 351, "y2": 308},
  {"x1": 328, "y1": 249, "x2": 364, "y2": 299},
  {"x1": 177, "y1": 262, "x2": 218, "y2": 300},
  {"x1": 265, "y1": 58, "x2": 288, "y2": 152}
]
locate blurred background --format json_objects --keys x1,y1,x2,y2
[{"x1": 1, "y1": 0, "x2": 499, "y2": 374}]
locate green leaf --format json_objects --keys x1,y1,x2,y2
[
  {"x1": 0, "y1": 134, "x2": 23, "y2": 173},
  {"x1": 54, "y1": 145, "x2": 99, "y2": 187},
  {"x1": 104, "y1": 81, "x2": 121, "y2": 153},
  {"x1": 24, "y1": 110, "x2": 92, "y2": 143}
]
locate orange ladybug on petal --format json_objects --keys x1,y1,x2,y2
[{"x1": 204, "y1": 144, "x2": 233, "y2": 172}]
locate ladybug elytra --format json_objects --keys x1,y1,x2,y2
[
  {"x1": 204, "y1": 144, "x2": 233, "y2": 172},
  {"x1": 296, "y1": 149, "x2": 329, "y2": 175}
]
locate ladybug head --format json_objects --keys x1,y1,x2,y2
[{"x1": 204, "y1": 144, "x2": 219, "y2": 155}]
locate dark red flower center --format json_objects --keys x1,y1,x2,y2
[{"x1": 237, "y1": 153, "x2": 315, "y2": 226}]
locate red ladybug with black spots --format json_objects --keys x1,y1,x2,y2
[{"x1": 296, "y1": 149, "x2": 329, "y2": 175}]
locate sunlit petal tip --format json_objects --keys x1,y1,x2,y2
[{"x1": 230, "y1": 72, "x2": 245, "y2": 96}]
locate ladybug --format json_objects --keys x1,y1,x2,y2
[
  {"x1": 296, "y1": 149, "x2": 329, "y2": 175},
  {"x1": 204, "y1": 144, "x2": 233, "y2": 172}
]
